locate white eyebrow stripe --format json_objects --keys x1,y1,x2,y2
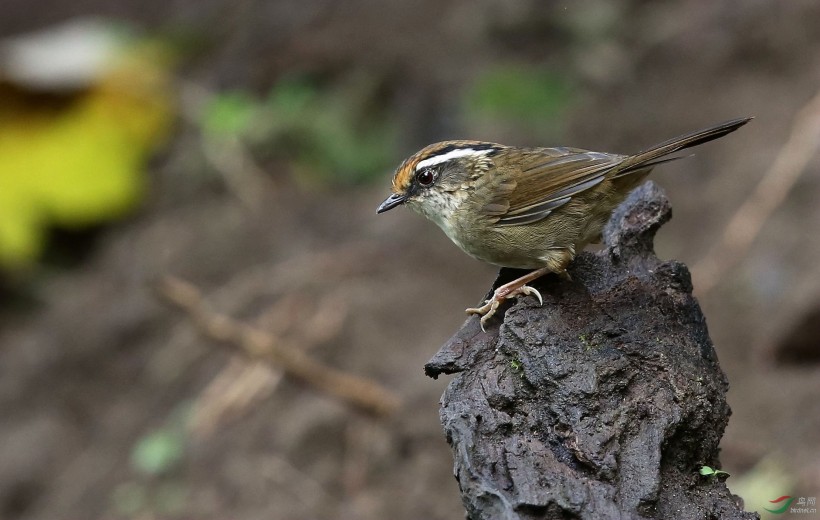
[{"x1": 415, "y1": 148, "x2": 493, "y2": 170}]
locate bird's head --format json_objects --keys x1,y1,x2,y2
[{"x1": 377, "y1": 141, "x2": 503, "y2": 223}]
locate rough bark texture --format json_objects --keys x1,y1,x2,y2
[{"x1": 425, "y1": 182, "x2": 757, "y2": 520}]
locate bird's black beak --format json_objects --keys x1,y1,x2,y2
[{"x1": 377, "y1": 193, "x2": 406, "y2": 213}]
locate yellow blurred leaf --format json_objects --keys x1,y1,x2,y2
[{"x1": 0, "y1": 37, "x2": 173, "y2": 268}]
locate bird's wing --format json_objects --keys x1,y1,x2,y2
[{"x1": 479, "y1": 147, "x2": 623, "y2": 226}]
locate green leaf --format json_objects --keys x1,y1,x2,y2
[
  {"x1": 262, "y1": 75, "x2": 397, "y2": 184},
  {"x1": 699, "y1": 465, "x2": 730, "y2": 478},
  {"x1": 465, "y1": 67, "x2": 573, "y2": 124},
  {"x1": 131, "y1": 429, "x2": 185, "y2": 475},
  {"x1": 0, "y1": 38, "x2": 172, "y2": 269},
  {"x1": 201, "y1": 91, "x2": 257, "y2": 137},
  {"x1": 266, "y1": 77, "x2": 317, "y2": 118}
]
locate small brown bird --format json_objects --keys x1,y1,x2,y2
[{"x1": 378, "y1": 118, "x2": 751, "y2": 329}]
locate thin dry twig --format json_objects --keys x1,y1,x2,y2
[
  {"x1": 189, "y1": 357, "x2": 282, "y2": 438},
  {"x1": 692, "y1": 91, "x2": 820, "y2": 294},
  {"x1": 169, "y1": 244, "x2": 378, "y2": 436},
  {"x1": 189, "y1": 290, "x2": 350, "y2": 437},
  {"x1": 158, "y1": 275, "x2": 401, "y2": 416}
]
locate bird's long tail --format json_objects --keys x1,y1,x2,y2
[{"x1": 615, "y1": 117, "x2": 752, "y2": 176}]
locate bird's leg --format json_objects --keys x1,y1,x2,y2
[
  {"x1": 465, "y1": 267, "x2": 550, "y2": 328},
  {"x1": 466, "y1": 249, "x2": 573, "y2": 331}
]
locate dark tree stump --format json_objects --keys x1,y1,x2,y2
[{"x1": 425, "y1": 182, "x2": 757, "y2": 520}]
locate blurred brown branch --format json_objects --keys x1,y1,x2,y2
[
  {"x1": 190, "y1": 357, "x2": 282, "y2": 438},
  {"x1": 693, "y1": 90, "x2": 820, "y2": 294},
  {"x1": 189, "y1": 290, "x2": 350, "y2": 437},
  {"x1": 158, "y1": 275, "x2": 401, "y2": 416}
]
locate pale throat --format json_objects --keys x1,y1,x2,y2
[
  {"x1": 409, "y1": 146, "x2": 492, "y2": 244},
  {"x1": 413, "y1": 187, "x2": 469, "y2": 243}
]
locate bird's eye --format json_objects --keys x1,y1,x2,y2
[{"x1": 416, "y1": 168, "x2": 435, "y2": 186}]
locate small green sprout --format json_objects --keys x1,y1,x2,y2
[
  {"x1": 699, "y1": 466, "x2": 730, "y2": 478},
  {"x1": 510, "y1": 359, "x2": 523, "y2": 372},
  {"x1": 579, "y1": 333, "x2": 596, "y2": 350}
]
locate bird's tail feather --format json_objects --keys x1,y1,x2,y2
[{"x1": 616, "y1": 117, "x2": 752, "y2": 176}]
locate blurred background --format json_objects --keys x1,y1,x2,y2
[{"x1": 1, "y1": 0, "x2": 819, "y2": 518}]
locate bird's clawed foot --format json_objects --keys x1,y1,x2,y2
[{"x1": 465, "y1": 284, "x2": 543, "y2": 331}]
